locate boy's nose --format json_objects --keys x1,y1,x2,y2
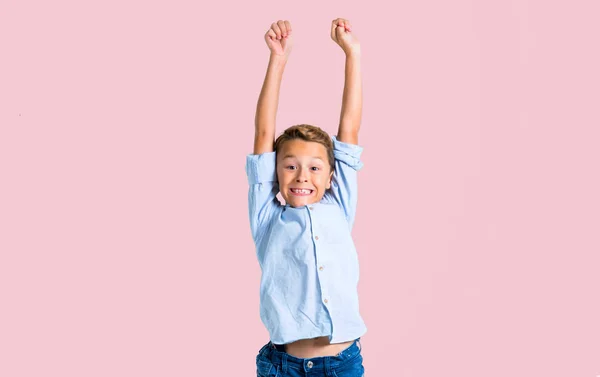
[{"x1": 295, "y1": 168, "x2": 308, "y2": 182}]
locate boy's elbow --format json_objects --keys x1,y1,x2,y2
[
  {"x1": 253, "y1": 131, "x2": 275, "y2": 155},
  {"x1": 336, "y1": 129, "x2": 359, "y2": 145}
]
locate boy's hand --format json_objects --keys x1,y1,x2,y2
[
  {"x1": 264, "y1": 20, "x2": 293, "y2": 59},
  {"x1": 330, "y1": 18, "x2": 360, "y2": 55}
]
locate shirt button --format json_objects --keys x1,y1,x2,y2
[
  {"x1": 309, "y1": 206, "x2": 314, "y2": 210},
  {"x1": 323, "y1": 298, "x2": 328, "y2": 304},
  {"x1": 307, "y1": 361, "x2": 314, "y2": 368},
  {"x1": 319, "y1": 266, "x2": 324, "y2": 271},
  {"x1": 315, "y1": 236, "x2": 319, "y2": 240}
]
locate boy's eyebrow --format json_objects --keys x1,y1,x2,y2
[{"x1": 282, "y1": 155, "x2": 325, "y2": 161}]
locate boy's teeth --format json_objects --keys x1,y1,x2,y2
[{"x1": 292, "y1": 189, "x2": 311, "y2": 194}]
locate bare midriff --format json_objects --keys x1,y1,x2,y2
[{"x1": 282, "y1": 336, "x2": 354, "y2": 358}]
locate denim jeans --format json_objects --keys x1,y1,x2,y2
[{"x1": 256, "y1": 338, "x2": 364, "y2": 377}]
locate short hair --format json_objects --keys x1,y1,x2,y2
[{"x1": 274, "y1": 124, "x2": 334, "y2": 173}]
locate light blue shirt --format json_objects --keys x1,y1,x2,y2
[{"x1": 246, "y1": 135, "x2": 367, "y2": 345}]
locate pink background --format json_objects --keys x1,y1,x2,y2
[{"x1": 1, "y1": 1, "x2": 599, "y2": 376}]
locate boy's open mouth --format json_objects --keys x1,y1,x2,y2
[{"x1": 290, "y1": 188, "x2": 314, "y2": 196}]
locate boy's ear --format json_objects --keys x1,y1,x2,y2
[{"x1": 326, "y1": 171, "x2": 334, "y2": 189}]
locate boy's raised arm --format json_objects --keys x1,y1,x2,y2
[
  {"x1": 330, "y1": 18, "x2": 362, "y2": 145},
  {"x1": 254, "y1": 20, "x2": 294, "y2": 155}
]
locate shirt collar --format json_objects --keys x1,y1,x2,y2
[{"x1": 284, "y1": 202, "x2": 319, "y2": 209}]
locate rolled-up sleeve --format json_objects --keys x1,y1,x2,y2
[
  {"x1": 246, "y1": 151, "x2": 280, "y2": 244},
  {"x1": 322, "y1": 136, "x2": 364, "y2": 230}
]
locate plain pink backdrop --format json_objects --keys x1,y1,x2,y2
[{"x1": 1, "y1": 1, "x2": 599, "y2": 376}]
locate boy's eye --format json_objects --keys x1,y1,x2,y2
[{"x1": 284, "y1": 165, "x2": 321, "y2": 171}]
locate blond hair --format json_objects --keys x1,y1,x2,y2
[{"x1": 274, "y1": 124, "x2": 334, "y2": 172}]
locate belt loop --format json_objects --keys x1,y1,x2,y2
[
  {"x1": 282, "y1": 353, "x2": 288, "y2": 374},
  {"x1": 261, "y1": 342, "x2": 270, "y2": 356},
  {"x1": 324, "y1": 357, "x2": 334, "y2": 377},
  {"x1": 357, "y1": 338, "x2": 362, "y2": 352}
]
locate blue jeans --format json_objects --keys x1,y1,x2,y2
[{"x1": 256, "y1": 338, "x2": 364, "y2": 377}]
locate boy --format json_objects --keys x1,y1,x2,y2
[{"x1": 247, "y1": 18, "x2": 366, "y2": 377}]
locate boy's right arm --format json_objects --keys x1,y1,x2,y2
[
  {"x1": 247, "y1": 21, "x2": 293, "y2": 244},
  {"x1": 254, "y1": 20, "x2": 293, "y2": 154}
]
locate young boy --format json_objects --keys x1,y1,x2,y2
[{"x1": 246, "y1": 18, "x2": 366, "y2": 377}]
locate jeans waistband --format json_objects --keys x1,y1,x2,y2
[{"x1": 258, "y1": 338, "x2": 362, "y2": 373}]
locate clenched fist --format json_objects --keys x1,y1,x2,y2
[
  {"x1": 331, "y1": 18, "x2": 360, "y2": 55},
  {"x1": 264, "y1": 20, "x2": 293, "y2": 59}
]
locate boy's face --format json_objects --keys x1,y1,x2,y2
[{"x1": 276, "y1": 139, "x2": 333, "y2": 208}]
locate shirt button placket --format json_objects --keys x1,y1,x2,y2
[{"x1": 309, "y1": 204, "x2": 329, "y2": 318}]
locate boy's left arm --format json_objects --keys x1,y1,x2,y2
[
  {"x1": 323, "y1": 19, "x2": 363, "y2": 229},
  {"x1": 331, "y1": 18, "x2": 362, "y2": 145}
]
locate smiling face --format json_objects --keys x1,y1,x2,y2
[{"x1": 276, "y1": 139, "x2": 334, "y2": 208}]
